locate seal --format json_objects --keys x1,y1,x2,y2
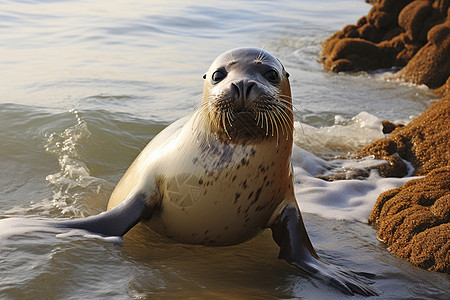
[{"x1": 58, "y1": 48, "x2": 377, "y2": 296}]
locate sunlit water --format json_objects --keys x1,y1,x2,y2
[{"x1": 0, "y1": 0, "x2": 448, "y2": 299}]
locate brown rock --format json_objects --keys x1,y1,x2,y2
[
  {"x1": 321, "y1": 0, "x2": 450, "y2": 90},
  {"x1": 407, "y1": 224, "x2": 449, "y2": 272},
  {"x1": 371, "y1": 154, "x2": 409, "y2": 177},
  {"x1": 361, "y1": 86, "x2": 449, "y2": 274},
  {"x1": 358, "y1": 95, "x2": 450, "y2": 176},
  {"x1": 322, "y1": 38, "x2": 389, "y2": 72},
  {"x1": 369, "y1": 167, "x2": 450, "y2": 273},
  {"x1": 395, "y1": 18, "x2": 450, "y2": 88},
  {"x1": 435, "y1": 75, "x2": 450, "y2": 96},
  {"x1": 321, "y1": 0, "x2": 450, "y2": 273},
  {"x1": 398, "y1": 0, "x2": 434, "y2": 41},
  {"x1": 381, "y1": 120, "x2": 405, "y2": 134}
]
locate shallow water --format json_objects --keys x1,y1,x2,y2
[{"x1": 0, "y1": 0, "x2": 448, "y2": 299}]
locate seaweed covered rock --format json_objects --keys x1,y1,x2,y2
[
  {"x1": 369, "y1": 167, "x2": 450, "y2": 272},
  {"x1": 360, "y1": 96, "x2": 449, "y2": 273},
  {"x1": 321, "y1": 0, "x2": 450, "y2": 273},
  {"x1": 396, "y1": 15, "x2": 450, "y2": 88},
  {"x1": 321, "y1": 0, "x2": 450, "y2": 90},
  {"x1": 357, "y1": 95, "x2": 450, "y2": 177}
]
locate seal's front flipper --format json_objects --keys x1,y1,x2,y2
[
  {"x1": 56, "y1": 193, "x2": 154, "y2": 236},
  {"x1": 270, "y1": 202, "x2": 378, "y2": 296}
]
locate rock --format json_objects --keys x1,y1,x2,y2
[
  {"x1": 398, "y1": 0, "x2": 434, "y2": 42},
  {"x1": 395, "y1": 17, "x2": 450, "y2": 88},
  {"x1": 436, "y1": 75, "x2": 450, "y2": 96},
  {"x1": 321, "y1": 0, "x2": 450, "y2": 90},
  {"x1": 381, "y1": 120, "x2": 404, "y2": 134},
  {"x1": 358, "y1": 95, "x2": 450, "y2": 176},
  {"x1": 321, "y1": 0, "x2": 450, "y2": 273},
  {"x1": 369, "y1": 167, "x2": 450, "y2": 273},
  {"x1": 321, "y1": 38, "x2": 390, "y2": 72}
]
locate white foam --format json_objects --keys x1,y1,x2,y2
[
  {"x1": 294, "y1": 111, "x2": 384, "y2": 158},
  {"x1": 290, "y1": 111, "x2": 414, "y2": 221},
  {"x1": 37, "y1": 110, "x2": 113, "y2": 218},
  {"x1": 291, "y1": 145, "x2": 412, "y2": 222},
  {"x1": 56, "y1": 229, "x2": 123, "y2": 243}
]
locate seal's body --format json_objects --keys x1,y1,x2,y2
[
  {"x1": 108, "y1": 114, "x2": 291, "y2": 245},
  {"x1": 59, "y1": 48, "x2": 377, "y2": 296}
]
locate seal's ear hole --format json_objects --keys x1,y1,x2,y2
[{"x1": 203, "y1": 74, "x2": 207, "y2": 80}]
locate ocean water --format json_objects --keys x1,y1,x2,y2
[{"x1": 0, "y1": 0, "x2": 448, "y2": 299}]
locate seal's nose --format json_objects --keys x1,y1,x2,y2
[{"x1": 232, "y1": 79, "x2": 256, "y2": 111}]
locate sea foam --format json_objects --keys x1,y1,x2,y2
[{"x1": 291, "y1": 112, "x2": 413, "y2": 222}]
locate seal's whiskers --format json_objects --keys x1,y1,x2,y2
[
  {"x1": 254, "y1": 50, "x2": 268, "y2": 64},
  {"x1": 269, "y1": 111, "x2": 281, "y2": 145},
  {"x1": 221, "y1": 111, "x2": 231, "y2": 139}
]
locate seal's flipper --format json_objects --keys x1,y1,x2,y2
[
  {"x1": 270, "y1": 202, "x2": 378, "y2": 296},
  {"x1": 56, "y1": 193, "x2": 153, "y2": 236}
]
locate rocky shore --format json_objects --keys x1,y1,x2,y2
[{"x1": 321, "y1": 0, "x2": 449, "y2": 273}]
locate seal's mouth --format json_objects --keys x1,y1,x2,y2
[
  {"x1": 196, "y1": 93, "x2": 293, "y2": 144},
  {"x1": 233, "y1": 110, "x2": 257, "y2": 126},
  {"x1": 234, "y1": 109, "x2": 254, "y2": 117},
  {"x1": 230, "y1": 110, "x2": 266, "y2": 139}
]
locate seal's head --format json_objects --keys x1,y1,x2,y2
[{"x1": 198, "y1": 48, "x2": 293, "y2": 145}]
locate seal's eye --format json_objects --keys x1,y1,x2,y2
[
  {"x1": 212, "y1": 70, "x2": 226, "y2": 83},
  {"x1": 264, "y1": 69, "x2": 280, "y2": 83}
]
